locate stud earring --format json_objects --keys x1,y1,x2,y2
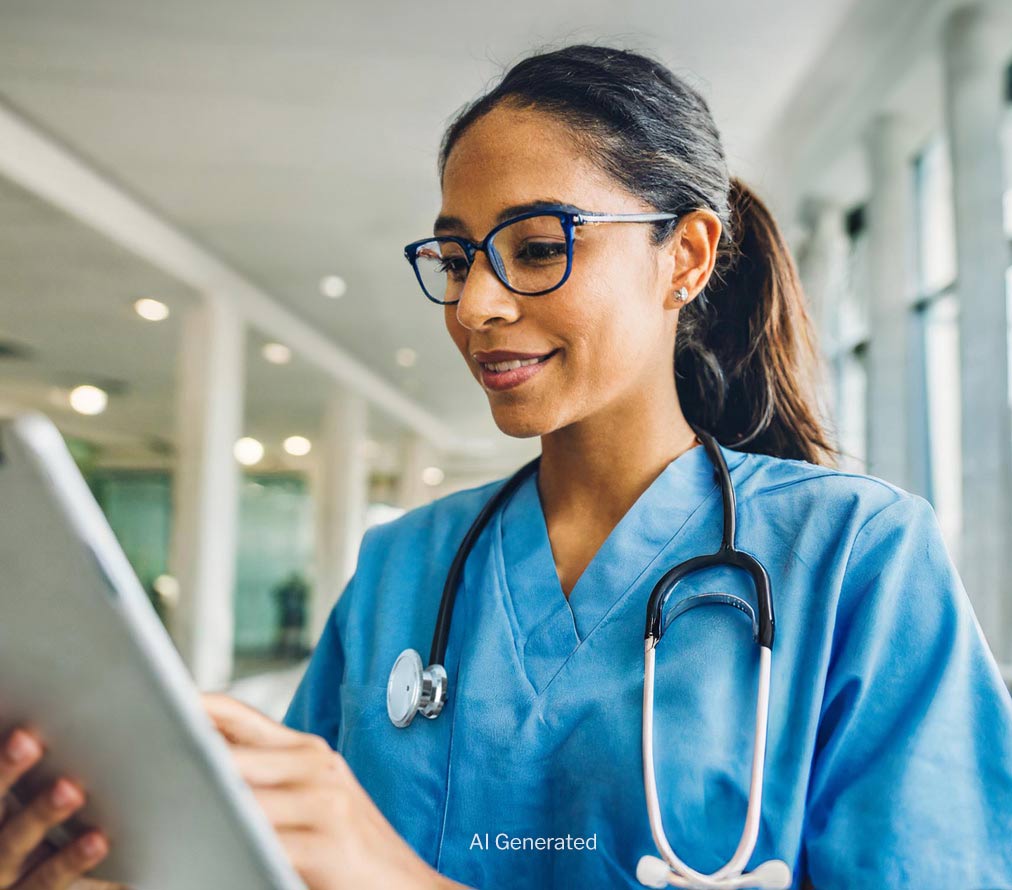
[{"x1": 674, "y1": 286, "x2": 689, "y2": 303}]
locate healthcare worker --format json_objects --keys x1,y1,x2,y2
[{"x1": 279, "y1": 43, "x2": 1012, "y2": 890}]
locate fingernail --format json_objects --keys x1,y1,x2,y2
[
  {"x1": 80, "y1": 833, "x2": 105, "y2": 858},
  {"x1": 51, "y1": 780, "x2": 78, "y2": 808},
  {"x1": 5, "y1": 731, "x2": 38, "y2": 764}
]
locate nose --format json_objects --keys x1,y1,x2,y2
[{"x1": 454, "y1": 249, "x2": 521, "y2": 331}]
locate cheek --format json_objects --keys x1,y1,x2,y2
[{"x1": 555, "y1": 278, "x2": 654, "y2": 384}]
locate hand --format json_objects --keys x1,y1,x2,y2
[
  {"x1": 0, "y1": 726, "x2": 112, "y2": 890},
  {"x1": 201, "y1": 693, "x2": 465, "y2": 890}
]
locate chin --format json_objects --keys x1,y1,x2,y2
[{"x1": 488, "y1": 403, "x2": 554, "y2": 440}]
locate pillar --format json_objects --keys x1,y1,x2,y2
[
  {"x1": 942, "y1": 1, "x2": 1012, "y2": 662},
  {"x1": 797, "y1": 196, "x2": 851, "y2": 438},
  {"x1": 862, "y1": 113, "x2": 917, "y2": 490},
  {"x1": 168, "y1": 297, "x2": 244, "y2": 690},
  {"x1": 310, "y1": 389, "x2": 369, "y2": 643},
  {"x1": 397, "y1": 433, "x2": 439, "y2": 511}
]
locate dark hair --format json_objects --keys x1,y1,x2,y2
[{"x1": 437, "y1": 43, "x2": 837, "y2": 467}]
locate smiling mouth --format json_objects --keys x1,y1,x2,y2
[
  {"x1": 479, "y1": 351, "x2": 558, "y2": 373},
  {"x1": 476, "y1": 348, "x2": 560, "y2": 392}
]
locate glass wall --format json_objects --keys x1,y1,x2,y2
[{"x1": 87, "y1": 468, "x2": 316, "y2": 669}]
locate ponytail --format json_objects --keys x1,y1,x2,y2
[{"x1": 676, "y1": 179, "x2": 837, "y2": 465}]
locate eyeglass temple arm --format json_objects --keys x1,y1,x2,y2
[{"x1": 573, "y1": 211, "x2": 679, "y2": 224}]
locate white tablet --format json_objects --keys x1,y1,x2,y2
[{"x1": 0, "y1": 412, "x2": 308, "y2": 890}]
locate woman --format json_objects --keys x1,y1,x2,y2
[
  {"x1": 283, "y1": 43, "x2": 1012, "y2": 888},
  {"x1": 2, "y1": 43, "x2": 1010, "y2": 890}
]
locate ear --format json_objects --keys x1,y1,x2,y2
[{"x1": 663, "y1": 209, "x2": 722, "y2": 309}]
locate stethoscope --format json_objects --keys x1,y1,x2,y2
[{"x1": 386, "y1": 429, "x2": 792, "y2": 890}]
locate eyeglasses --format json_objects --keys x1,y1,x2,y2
[{"x1": 403, "y1": 203, "x2": 679, "y2": 305}]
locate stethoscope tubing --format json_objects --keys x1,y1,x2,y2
[
  {"x1": 644, "y1": 431, "x2": 775, "y2": 649},
  {"x1": 641, "y1": 640, "x2": 775, "y2": 887},
  {"x1": 427, "y1": 455, "x2": 540, "y2": 668}
]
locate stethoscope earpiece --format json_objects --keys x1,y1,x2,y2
[
  {"x1": 636, "y1": 854, "x2": 792, "y2": 889},
  {"x1": 637, "y1": 854, "x2": 674, "y2": 888}
]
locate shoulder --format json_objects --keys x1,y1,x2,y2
[
  {"x1": 350, "y1": 474, "x2": 510, "y2": 596},
  {"x1": 743, "y1": 452, "x2": 959, "y2": 630},
  {"x1": 731, "y1": 446, "x2": 915, "y2": 521},
  {"x1": 730, "y1": 446, "x2": 935, "y2": 545},
  {"x1": 333, "y1": 474, "x2": 513, "y2": 646},
  {"x1": 360, "y1": 475, "x2": 506, "y2": 555},
  {"x1": 728, "y1": 447, "x2": 944, "y2": 586}
]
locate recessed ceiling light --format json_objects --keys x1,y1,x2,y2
[
  {"x1": 396, "y1": 347, "x2": 417, "y2": 367},
  {"x1": 134, "y1": 298, "x2": 170, "y2": 321},
  {"x1": 320, "y1": 275, "x2": 347, "y2": 299},
  {"x1": 69, "y1": 384, "x2": 108, "y2": 416},
  {"x1": 283, "y1": 435, "x2": 312, "y2": 457},
  {"x1": 262, "y1": 342, "x2": 292, "y2": 365},
  {"x1": 234, "y1": 437, "x2": 264, "y2": 466},
  {"x1": 421, "y1": 466, "x2": 445, "y2": 486}
]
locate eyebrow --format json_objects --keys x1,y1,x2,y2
[{"x1": 432, "y1": 198, "x2": 581, "y2": 236}]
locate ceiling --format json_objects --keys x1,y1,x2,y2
[{"x1": 0, "y1": 0, "x2": 869, "y2": 466}]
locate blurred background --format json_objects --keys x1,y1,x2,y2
[{"x1": 1, "y1": 0, "x2": 1010, "y2": 716}]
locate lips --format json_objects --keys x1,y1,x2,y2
[
  {"x1": 476, "y1": 348, "x2": 559, "y2": 392},
  {"x1": 472, "y1": 349, "x2": 555, "y2": 364}
]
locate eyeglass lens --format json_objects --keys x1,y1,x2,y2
[{"x1": 413, "y1": 214, "x2": 568, "y2": 302}]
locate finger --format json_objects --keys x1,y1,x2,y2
[
  {"x1": 249, "y1": 785, "x2": 336, "y2": 830},
  {"x1": 0, "y1": 729, "x2": 44, "y2": 797},
  {"x1": 228, "y1": 737, "x2": 344, "y2": 788},
  {"x1": 0, "y1": 779, "x2": 86, "y2": 884},
  {"x1": 16, "y1": 830, "x2": 108, "y2": 890},
  {"x1": 200, "y1": 694, "x2": 305, "y2": 748},
  {"x1": 9, "y1": 834, "x2": 59, "y2": 880}
]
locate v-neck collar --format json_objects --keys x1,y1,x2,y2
[{"x1": 493, "y1": 440, "x2": 747, "y2": 694}]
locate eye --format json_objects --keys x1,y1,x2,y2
[
  {"x1": 515, "y1": 240, "x2": 567, "y2": 263},
  {"x1": 437, "y1": 256, "x2": 469, "y2": 281}
]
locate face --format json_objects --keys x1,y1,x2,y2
[{"x1": 437, "y1": 103, "x2": 709, "y2": 439}]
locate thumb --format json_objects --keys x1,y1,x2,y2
[{"x1": 201, "y1": 693, "x2": 306, "y2": 748}]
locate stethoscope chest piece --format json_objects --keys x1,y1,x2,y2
[{"x1": 386, "y1": 648, "x2": 447, "y2": 728}]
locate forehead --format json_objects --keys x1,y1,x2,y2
[{"x1": 438, "y1": 104, "x2": 623, "y2": 235}]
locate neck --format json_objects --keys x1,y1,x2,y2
[{"x1": 537, "y1": 380, "x2": 698, "y2": 525}]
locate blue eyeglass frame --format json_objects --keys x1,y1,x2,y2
[{"x1": 403, "y1": 204, "x2": 680, "y2": 305}]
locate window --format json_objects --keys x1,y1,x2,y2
[
  {"x1": 913, "y1": 135, "x2": 957, "y2": 296},
  {"x1": 920, "y1": 294, "x2": 962, "y2": 560},
  {"x1": 911, "y1": 134, "x2": 961, "y2": 556},
  {"x1": 831, "y1": 205, "x2": 870, "y2": 473}
]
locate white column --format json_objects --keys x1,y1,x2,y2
[
  {"x1": 942, "y1": 1, "x2": 1012, "y2": 662},
  {"x1": 397, "y1": 433, "x2": 439, "y2": 511},
  {"x1": 797, "y1": 196, "x2": 851, "y2": 434},
  {"x1": 310, "y1": 389, "x2": 369, "y2": 643},
  {"x1": 168, "y1": 297, "x2": 244, "y2": 690},
  {"x1": 862, "y1": 114, "x2": 916, "y2": 490},
  {"x1": 797, "y1": 197, "x2": 849, "y2": 350}
]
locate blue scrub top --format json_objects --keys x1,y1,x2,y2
[{"x1": 283, "y1": 441, "x2": 1012, "y2": 889}]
